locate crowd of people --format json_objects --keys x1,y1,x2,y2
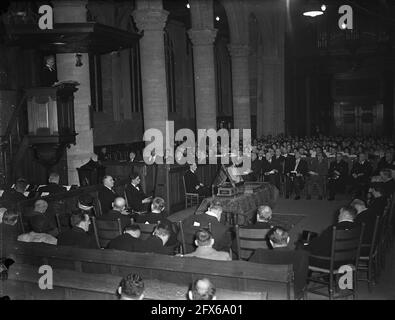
[{"x1": 1, "y1": 134, "x2": 394, "y2": 299}]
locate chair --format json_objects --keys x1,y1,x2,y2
[
  {"x1": 306, "y1": 225, "x2": 364, "y2": 300},
  {"x1": 235, "y1": 225, "x2": 271, "y2": 260},
  {"x1": 135, "y1": 222, "x2": 157, "y2": 240},
  {"x1": 91, "y1": 216, "x2": 122, "y2": 249},
  {"x1": 54, "y1": 213, "x2": 71, "y2": 232},
  {"x1": 377, "y1": 211, "x2": 390, "y2": 269},
  {"x1": 178, "y1": 220, "x2": 186, "y2": 254},
  {"x1": 182, "y1": 175, "x2": 200, "y2": 208},
  {"x1": 357, "y1": 216, "x2": 380, "y2": 292}
]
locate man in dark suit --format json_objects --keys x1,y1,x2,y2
[
  {"x1": 284, "y1": 150, "x2": 308, "y2": 200},
  {"x1": 327, "y1": 153, "x2": 349, "y2": 200},
  {"x1": 107, "y1": 224, "x2": 143, "y2": 251},
  {"x1": 133, "y1": 197, "x2": 178, "y2": 247},
  {"x1": 262, "y1": 152, "x2": 280, "y2": 189},
  {"x1": 306, "y1": 153, "x2": 328, "y2": 200},
  {"x1": 183, "y1": 163, "x2": 210, "y2": 197},
  {"x1": 249, "y1": 227, "x2": 309, "y2": 300},
  {"x1": 27, "y1": 199, "x2": 58, "y2": 237},
  {"x1": 368, "y1": 185, "x2": 388, "y2": 216},
  {"x1": 0, "y1": 209, "x2": 20, "y2": 242},
  {"x1": 178, "y1": 204, "x2": 232, "y2": 254},
  {"x1": 125, "y1": 172, "x2": 152, "y2": 212},
  {"x1": 37, "y1": 172, "x2": 67, "y2": 196},
  {"x1": 97, "y1": 197, "x2": 132, "y2": 230},
  {"x1": 1, "y1": 179, "x2": 27, "y2": 208},
  {"x1": 349, "y1": 153, "x2": 373, "y2": 199},
  {"x1": 378, "y1": 169, "x2": 395, "y2": 197},
  {"x1": 57, "y1": 212, "x2": 97, "y2": 249},
  {"x1": 306, "y1": 206, "x2": 356, "y2": 269},
  {"x1": 135, "y1": 223, "x2": 173, "y2": 255},
  {"x1": 249, "y1": 205, "x2": 273, "y2": 229},
  {"x1": 40, "y1": 54, "x2": 58, "y2": 86},
  {"x1": 351, "y1": 199, "x2": 378, "y2": 256},
  {"x1": 245, "y1": 152, "x2": 262, "y2": 182},
  {"x1": 98, "y1": 175, "x2": 118, "y2": 214}
]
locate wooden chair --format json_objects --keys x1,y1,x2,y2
[
  {"x1": 178, "y1": 220, "x2": 186, "y2": 255},
  {"x1": 91, "y1": 216, "x2": 122, "y2": 249},
  {"x1": 135, "y1": 222, "x2": 157, "y2": 240},
  {"x1": 357, "y1": 215, "x2": 380, "y2": 292},
  {"x1": 235, "y1": 225, "x2": 271, "y2": 260},
  {"x1": 306, "y1": 224, "x2": 364, "y2": 300},
  {"x1": 182, "y1": 175, "x2": 200, "y2": 208}
]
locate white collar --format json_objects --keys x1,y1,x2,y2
[{"x1": 205, "y1": 210, "x2": 219, "y2": 221}]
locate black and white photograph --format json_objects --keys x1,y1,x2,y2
[{"x1": 0, "y1": 0, "x2": 394, "y2": 304}]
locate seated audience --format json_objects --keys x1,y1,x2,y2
[
  {"x1": 98, "y1": 175, "x2": 118, "y2": 214},
  {"x1": 306, "y1": 206, "x2": 356, "y2": 269},
  {"x1": 107, "y1": 224, "x2": 143, "y2": 252},
  {"x1": 188, "y1": 278, "x2": 216, "y2": 300},
  {"x1": 0, "y1": 209, "x2": 20, "y2": 241},
  {"x1": 125, "y1": 172, "x2": 152, "y2": 212},
  {"x1": 180, "y1": 229, "x2": 231, "y2": 261},
  {"x1": 37, "y1": 172, "x2": 66, "y2": 196},
  {"x1": 179, "y1": 204, "x2": 232, "y2": 254},
  {"x1": 135, "y1": 223, "x2": 173, "y2": 255},
  {"x1": 97, "y1": 197, "x2": 131, "y2": 230},
  {"x1": 117, "y1": 273, "x2": 145, "y2": 300},
  {"x1": 376, "y1": 151, "x2": 395, "y2": 174},
  {"x1": 57, "y1": 212, "x2": 97, "y2": 249},
  {"x1": 249, "y1": 227, "x2": 309, "y2": 299}
]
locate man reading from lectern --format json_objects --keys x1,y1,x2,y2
[{"x1": 184, "y1": 163, "x2": 211, "y2": 197}]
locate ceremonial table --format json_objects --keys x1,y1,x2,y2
[{"x1": 195, "y1": 182, "x2": 279, "y2": 226}]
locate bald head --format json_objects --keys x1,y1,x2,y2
[
  {"x1": 257, "y1": 205, "x2": 272, "y2": 222},
  {"x1": 113, "y1": 197, "x2": 126, "y2": 211},
  {"x1": 34, "y1": 200, "x2": 48, "y2": 214},
  {"x1": 189, "y1": 278, "x2": 216, "y2": 300}
]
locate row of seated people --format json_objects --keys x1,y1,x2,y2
[
  {"x1": 243, "y1": 149, "x2": 395, "y2": 201},
  {"x1": 1, "y1": 186, "x2": 393, "y2": 299},
  {"x1": 2, "y1": 180, "x2": 391, "y2": 260},
  {"x1": 0, "y1": 173, "x2": 72, "y2": 211}
]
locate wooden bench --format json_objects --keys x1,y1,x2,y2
[
  {"x1": 4, "y1": 264, "x2": 268, "y2": 300},
  {"x1": 3, "y1": 241, "x2": 294, "y2": 299}
]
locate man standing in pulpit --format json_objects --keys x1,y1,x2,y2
[{"x1": 40, "y1": 54, "x2": 58, "y2": 87}]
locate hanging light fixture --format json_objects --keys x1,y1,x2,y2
[{"x1": 303, "y1": 1, "x2": 325, "y2": 17}]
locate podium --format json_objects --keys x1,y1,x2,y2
[{"x1": 26, "y1": 83, "x2": 78, "y2": 167}]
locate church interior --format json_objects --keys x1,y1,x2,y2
[{"x1": 0, "y1": 0, "x2": 394, "y2": 302}]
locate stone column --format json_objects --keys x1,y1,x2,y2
[
  {"x1": 259, "y1": 57, "x2": 285, "y2": 136},
  {"x1": 133, "y1": 3, "x2": 169, "y2": 145},
  {"x1": 53, "y1": 0, "x2": 95, "y2": 185},
  {"x1": 188, "y1": 0, "x2": 217, "y2": 130},
  {"x1": 228, "y1": 44, "x2": 251, "y2": 130}
]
